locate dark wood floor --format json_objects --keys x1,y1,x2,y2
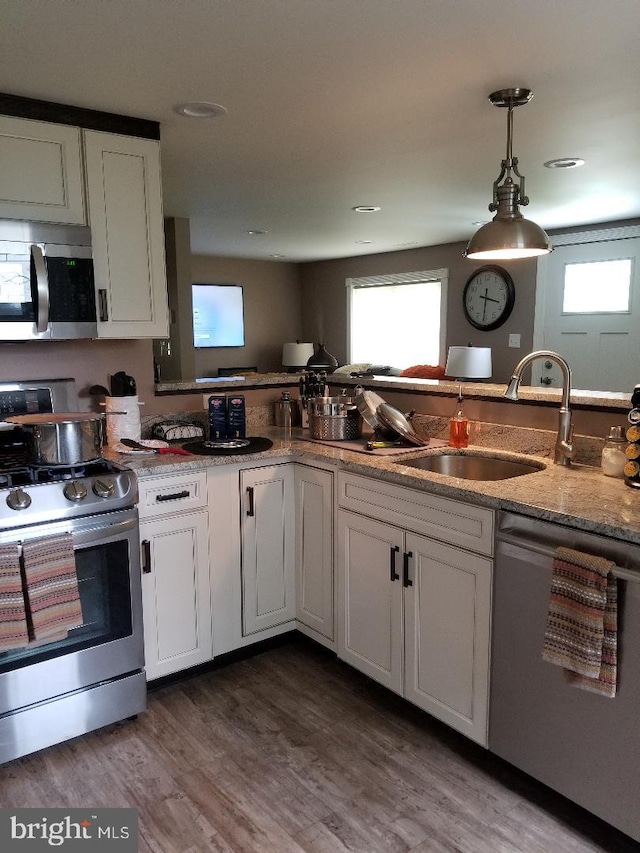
[{"x1": 0, "y1": 637, "x2": 638, "y2": 852}]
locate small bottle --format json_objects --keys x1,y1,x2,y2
[
  {"x1": 449, "y1": 392, "x2": 469, "y2": 448},
  {"x1": 601, "y1": 426, "x2": 626, "y2": 478},
  {"x1": 275, "y1": 392, "x2": 293, "y2": 446}
]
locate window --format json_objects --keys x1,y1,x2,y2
[
  {"x1": 563, "y1": 259, "x2": 632, "y2": 313},
  {"x1": 346, "y1": 269, "x2": 448, "y2": 367}
]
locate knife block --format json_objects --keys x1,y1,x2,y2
[{"x1": 105, "y1": 395, "x2": 141, "y2": 444}]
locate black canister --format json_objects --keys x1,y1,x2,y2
[
  {"x1": 624, "y1": 385, "x2": 640, "y2": 488},
  {"x1": 306, "y1": 343, "x2": 338, "y2": 374}
]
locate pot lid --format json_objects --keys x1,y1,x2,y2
[
  {"x1": 376, "y1": 403, "x2": 427, "y2": 447},
  {"x1": 5, "y1": 412, "x2": 105, "y2": 425},
  {"x1": 354, "y1": 390, "x2": 386, "y2": 430}
]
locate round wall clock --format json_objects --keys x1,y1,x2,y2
[{"x1": 462, "y1": 265, "x2": 515, "y2": 331}]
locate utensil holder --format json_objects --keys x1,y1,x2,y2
[{"x1": 106, "y1": 395, "x2": 141, "y2": 444}]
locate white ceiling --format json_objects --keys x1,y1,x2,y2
[{"x1": 3, "y1": 0, "x2": 640, "y2": 262}]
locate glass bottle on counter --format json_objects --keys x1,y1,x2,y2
[{"x1": 601, "y1": 425, "x2": 626, "y2": 478}]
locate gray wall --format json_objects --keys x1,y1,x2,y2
[{"x1": 298, "y1": 242, "x2": 538, "y2": 384}]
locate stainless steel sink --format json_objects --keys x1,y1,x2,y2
[{"x1": 397, "y1": 453, "x2": 545, "y2": 480}]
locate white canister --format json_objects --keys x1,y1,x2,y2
[{"x1": 105, "y1": 395, "x2": 141, "y2": 444}]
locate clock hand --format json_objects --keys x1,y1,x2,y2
[{"x1": 482, "y1": 288, "x2": 488, "y2": 321}]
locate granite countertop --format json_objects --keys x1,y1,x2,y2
[
  {"x1": 105, "y1": 427, "x2": 640, "y2": 545},
  {"x1": 156, "y1": 372, "x2": 631, "y2": 411}
]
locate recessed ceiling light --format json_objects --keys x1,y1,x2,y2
[
  {"x1": 472, "y1": 221, "x2": 490, "y2": 227},
  {"x1": 544, "y1": 158, "x2": 585, "y2": 170},
  {"x1": 174, "y1": 102, "x2": 227, "y2": 118},
  {"x1": 352, "y1": 206, "x2": 381, "y2": 213},
  {"x1": 270, "y1": 254, "x2": 286, "y2": 259},
  {"x1": 355, "y1": 240, "x2": 373, "y2": 244},
  {"x1": 246, "y1": 229, "x2": 268, "y2": 235}
]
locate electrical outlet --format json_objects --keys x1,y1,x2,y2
[{"x1": 509, "y1": 333, "x2": 521, "y2": 348}]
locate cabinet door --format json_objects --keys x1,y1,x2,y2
[
  {"x1": 0, "y1": 116, "x2": 85, "y2": 224},
  {"x1": 84, "y1": 130, "x2": 169, "y2": 338},
  {"x1": 294, "y1": 464, "x2": 334, "y2": 641},
  {"x1": 337, "y1": 510, "x2": 404, "y2": 694},
  {"x1": 140, "y1": 510, "x2": 212, "y2": 680},
  {"x1": 241, "y1": 465, "x2": 295, "y2": 635},
  {"x1": 404, "y1": 532, "x2": 492, "y2": 745}
]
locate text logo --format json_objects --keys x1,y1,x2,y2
[{"x1": 0, "y1": 809, "x2": 137, "y2": 850}]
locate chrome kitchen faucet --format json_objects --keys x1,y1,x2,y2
[{"x1": 504, "y1": 350, "x2": 574, "y2": 466}]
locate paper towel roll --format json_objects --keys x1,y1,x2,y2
[{"x1": 105, "y1": 395, "x2": 141, "y2": 443}]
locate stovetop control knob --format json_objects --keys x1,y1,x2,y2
[
  {"x1": 93, "y1": 478, "x2": 116, "y2": 499},
  {"x1": 63, "y1": 481, "x2": 88, "y2": 502},
  {"x1": 6, "y1": 488, "x2": 32, "y2": 511}
]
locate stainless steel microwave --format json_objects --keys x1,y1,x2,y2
[{"x1": 0, "y1": 220, "x2": 97, "y2": 340}]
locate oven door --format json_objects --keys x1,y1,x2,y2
[{"x1": 0, "y1": 507, "x2": 143, "y2": 714}]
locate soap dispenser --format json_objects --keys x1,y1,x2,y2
[{"x1": 449, "y1": 392, "x2": 470, "y2": 448}]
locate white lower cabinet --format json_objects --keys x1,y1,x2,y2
[
  {"x1": 138, "y1": 472, "x2": 212, "y2": 680},
  {"x1": 294, "y1": 464, "x2": 334, "y2": 645},
  {"x1": 337, "y1": 473, "x2": 493, "y2": 746},
  {"x1": 240, "y1": 464, "x2": 295, "y2": 635},
  {"x1": 136, "y1": 461, "x2": 492, "y2": 749}
]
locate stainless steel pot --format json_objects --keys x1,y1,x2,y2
[
  {"x1": 307, "y1": 395, "x2": 362, "y2": 440},
  {"x1": 5, "y1": 412, "x2": 106, "y2": 465}
]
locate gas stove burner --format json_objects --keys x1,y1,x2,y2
[
  {"x1": 0, "y1": 459, "x2": 137, "y2": 530},
  {"x1": 14, "y1": 458, "x2": 113, "y2": 478},
  {"x1": 0, "y1": 467, "x2": 35, "y2": 489},
  {"x1": 0, "y1": 458, "x2": 120, "y2": 490},
  {"x1": 39, "y1": 465, "x2": 88, "y2": 482}
]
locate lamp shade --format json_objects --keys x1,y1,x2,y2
[
  {"x1": 445, "y1": 346, "x2": 492, "y2": 379},
  {"x1": 282, "y1": 342, "x2": 314, "y2": 368},
  {"x1": 465, "y1": 215, "x2": 552, "y2": 260}
]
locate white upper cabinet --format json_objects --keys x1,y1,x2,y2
[
  {"x1": 84, "y1": 130, "x2": 169, "y2": 338},
  {"x1": 0, "y1": 116, "x2": 85, "y2": 224}
]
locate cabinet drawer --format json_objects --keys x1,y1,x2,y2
[
  {"x1": 337, "y1": 472, "x2": 494, "y2": 556},
  {"x1": 138, "y1": 471, "x2": 208, "y2": 518}
]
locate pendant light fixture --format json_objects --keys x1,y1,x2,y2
[{"x1": 465, "y1": 88, "x2": 552, "y2": 260}]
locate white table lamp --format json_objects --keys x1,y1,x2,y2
[{"x1": 282, "y1": 342, "x2": 314, "y2": 372}]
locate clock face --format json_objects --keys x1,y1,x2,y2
[{"x1": 463, "y1": 265, "x2": 515, "y2": 331}]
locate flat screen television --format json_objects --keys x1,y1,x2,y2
[{"x1": 192, "y1": 283, "x2": 245, "y2": 348}]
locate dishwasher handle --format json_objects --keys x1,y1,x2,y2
[{"x1": 497, "y1": 530, "x2": 640, "y2": 585}]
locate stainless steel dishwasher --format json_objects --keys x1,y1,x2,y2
[{"x1": 491, "y1": 511, "x2": 640, "y2": 843}]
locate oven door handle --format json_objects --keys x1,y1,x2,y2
[{"x1": 69, "y1": 515, "x2": 139, "y2": 548}]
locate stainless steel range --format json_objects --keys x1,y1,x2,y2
[{"x1": 0, "y1": 379, "x2": 145, "y2": 764}]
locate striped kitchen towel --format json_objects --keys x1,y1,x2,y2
[
  {"x1": 542, "y1": 546, "x2": 618, "y2": 697},
  {"x1": 0, "y1": 542, "x2": 29, "y2": 651},
  {"x1": 22, "y1": 533, "x2": 84, "y2": 642}
]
